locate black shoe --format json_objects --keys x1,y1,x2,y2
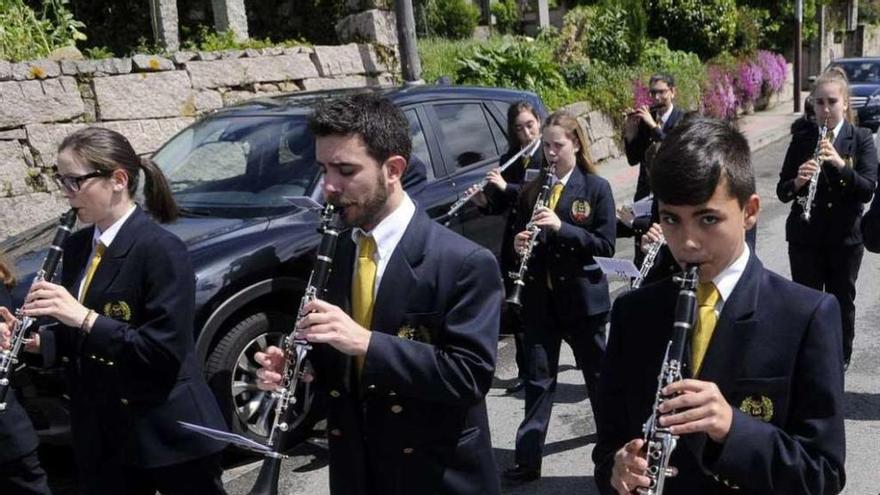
[
  {"x1": 502, "y1": 464, "x2": 541, "y2": 483},
  {"x1": 505, "y1": 379, "x2": 525, "y2": 394}
]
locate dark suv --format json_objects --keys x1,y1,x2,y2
[{"x1": 3, "y1": 84, "x2": 547, "y2": 447}]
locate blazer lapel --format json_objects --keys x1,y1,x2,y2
[
  {"x1": 82, "y1": 207, "x2": 144, "y2": 306},
  {"x1": 327, "y1": 233, "x2": 355, "y2": 315},
  {"x1": 556, "y1": 166, "x2": 585, "y2": 216},
  {"x1": 834, "y1": 121, "x2": 855, "y2": 158},
  {"x1": 369, "y1": 210, "x2": 428, "y2": 335}
]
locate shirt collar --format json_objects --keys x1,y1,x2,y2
[
  {"x1": 659, "y1": 105, "x2": 674, "y2": 126},
  {"x1": 351, "y1": 194, "x2": 416, "y2": 261},
  {"x1": 555, "y1": 166, "x2": 574, "y2": 187},
  {"x1": 710, "y1": 242, "x2": 750, "y2": 303},
  {"x1": 829, "y1": 119, "x2": 845, "y2": 142},
  {"x1": 92, "y1": 204, "x2": 137, "y2": 249}
]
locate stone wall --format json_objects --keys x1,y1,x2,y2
[{"x1": 0, "y1": 43, "x2": 396, "y2": 241}]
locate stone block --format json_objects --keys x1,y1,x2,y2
[
  {"x1": 300, "y1": 75, "x2": 370, "y2": 91},
  {"x1": 25, "y1": 118, "x2": 195, "y2": 166},
  {"x1": 220, "y1": 50, "x2": 245, "y2": 59},
  {"x1": 312, "y1": 44, "x2": 366, "y2": 77},
  {"x1": 586, "y1": 110, "x2": 615, "y2": 140},
  {"x1": 0, "y1": 129, "x2": 26, "y2": 140},
  {"x1": 197, "y1": 51, "x2": 220, "y2": 61},
  {"x1": 89, "y1": 58, "x2": 133, "y2": 76},
  {"x1": 0, "y1": 60, "x2": 11, "y2": 81},
  {"x1": 132, "y1": 54, "x2": 175, "y2": 72},
  {"x1": 0, "y1": 141, "x2": 31, "y2": 195},
  {"x1": 336, "y1": 9, "x2": 398, "y2": 46},
  {"x1": 94, "y1": 71, "x2": 194, "y2": 120},
  {"x1": 186, "y1": 54, "x2": 319, "y2": 89},
  {"x1": 60, "y1": 60, "x2": 78, "y2": 76},
  {"x1": 358, "y1": 44, "x2": 396, "y2": 74},
  {"x1": 12, "y1": 60, "x2": 61, "y2": 81},
  {"x1": 0, "y1": 77, "x2": 84, "y2": 129},
  {"x1": 173, "y1": 51, "x2": 197, "y2": 64},
  {"x1": 0, "y1": 193, "x2": 71, "y2": 240},
  {"x1": 195, "y1": 90, "x2": 224, "y2": 112}
]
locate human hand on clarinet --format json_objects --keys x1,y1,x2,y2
[
  {"x1": 21, "y1": 281, "x2": 90, "y2": 330},
  {"x1": 254, "y1": 346, "x2": 315, "y2": 391},
  {"x1": 0, "y1": 306, "x2": 39, "y2": 353},
  {"x1": 640, "y1": 223, "x2": 664, "y2": 253},
  {"x1": 531, "y1": 206, "x2": 562, "y2": 233},
  {"x1": 465, "y1": 183, "x2": 488, "y2": 208},
  {"x1": 486, "y1": 168, "x2": 507, "y2": 191},
  {"x1": 817, "y1": 139, "x2": 845, "y2": 170},
  {"x1": 794, "y1": 160, "x2": 820, "y2": 190}
]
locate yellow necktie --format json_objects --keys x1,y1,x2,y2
[
  {"x1": 353, "y1": 235, "x2": 377, "y2": 373},
  {"x1": 521, "y1": 154, "x2": 531, "y2": 168},
  {"x1": 691, "y1": 282, "x2": 720, "y2": 376},
  {"x1": 79, "y1": 242, "x2": 106, "y2": 303},
  {"x1": 825, "y1": 130, "x2": 835, "y2": 147},
  {"x1": 548, "y1": 183, "x2": 563, "y2": 211}
]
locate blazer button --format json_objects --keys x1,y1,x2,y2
[
  {"x1": 61, "y1": 356, "x2": 70, "y2": 364},
  {"x1": 391, "y1": 405, "x2": 403, "y2": 414},
  {"x1": 827, "y1": 202, "x2": 833, "y2": 208},
  {"x1": 107, "y1": 361, "x2": 115, "y2": 366},
  {"x1": 329, "y1": 390, "x2": 341, "y2": 398},
  {"x1": 90, "y1": 354, "x2": 97, "y2": 360},
  {"x1": 120, "y1": 398, "x2": 129, "y2": 405},
  {"x1": 330, "y1": 428, "x2": 342, "y2": 437},
  {"x1": 402, "y1": 447, "x2": 415, "y2": 454},
  {"x1": 367, "y1": 384, "x2": 376, "y2": 391},
  {"x1": 388, "y1": 390, "x2": 397, "y2": 396},
  {"x1": 559, "y1": 276, "x2": 566, "y2": 281}
]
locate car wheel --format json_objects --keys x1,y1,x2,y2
[{"x1": 205, "y1": 311, "x2": 319, "y2": 451}]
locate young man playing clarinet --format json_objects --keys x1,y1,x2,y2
[{"x1": 594, "y1": 116, "x2": 846, "y2": 494}]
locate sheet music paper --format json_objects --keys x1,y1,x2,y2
[
  {"x1": 178, "y1": 421, "x2": 279, "y2": 457},
  {"x1": 631, "y1": 196, "x2": 654, "y2": 218},
  {"x1": 594, "y1": 257, "x2": 641, "y2": 281}
]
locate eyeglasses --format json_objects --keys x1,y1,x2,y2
[
  {"x1": 649, "y1": 88, "x2": 670, "y2": 96},
  {"x1": 52, "y1": 171, "x2": 109, "y2": 193}
]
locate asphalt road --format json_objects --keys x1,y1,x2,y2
[{"x1": 41, "y1": 137, "x2": 880, "y2": 494}]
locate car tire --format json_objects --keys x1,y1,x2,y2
[{"x1": 204, "y1": 311, "x2": 322, "y2": 452}]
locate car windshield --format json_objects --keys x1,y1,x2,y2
[
  {"x1": 830, "y1": 61, "x2": 880, "y2": 83},
  {"x1": 152, "y1": 114, "x2": 321, "y2": 218}
]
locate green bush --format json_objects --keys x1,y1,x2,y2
[
  {"x1": 638, "y1": 38, "x2": 705, "y2": 112},
  {"x1": 647, "y1": 0, "x2": 737, "y2": 60},
  {"x1": 555, "y1": 6, "x2": 591, "y2": 65},
  {"x1": 491, "y1": 0, "x2": 520, "y2": 35},
  {"x1": 456, "y1": 41, "x2": 566, "y2": 93},
  {"x1": 737, "y1": 0, "x2": 818, "y2": 53},
  {"x1": 733, "y1": 6, "x2": 772, "y2": 55},
  {"x1": 586, "y1": 3, "x2": 639, "y2": 66},
  {"x1": 426, "y1": 0, "x2": 480, "y2": 39},
  {"x1": 0, "y1": 0, "x2": 86, "y2": 62}
]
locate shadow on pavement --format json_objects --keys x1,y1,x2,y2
[{"x1": 843, "y1": 391, "x2": 880, "y2": 421}]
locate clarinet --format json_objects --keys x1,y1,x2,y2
[
  {"x1": 0, "y1": 208, "x2": 77, "y2": 412},
  {"x1": 441, "y1": 137, "x2": 541, "y2": 224},
  {"x1": 639, "y1": 264, "x2": 699, "y2": 495},
  {"x1": 249, "y1": 203, "x2": 340, "y2": 495},
  {"x1": 798, "y1": 115, "x2": 829, "y2": 222},
  {"x1": 632, "y1": 235, "x2": 665, "y2": 289},
  {"x1": 506, "y1": 161, "x2": 556, "y2": 307}
]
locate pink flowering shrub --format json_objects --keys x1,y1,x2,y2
[
  {"x1": 632, "y1": 78, "x2": 653, "y2": 109},
  {"x1": 757, "y1": 50, "x2": 787, "y2": 94},
  {"x1": 702, "y1": 65, "x2": 737, "y2": 120},
  {"x1": 735, "y1": 61, "x2": 763, "y2": 107}
]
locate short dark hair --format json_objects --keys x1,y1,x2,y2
[
  {"x1": 651, "y1": 115, "x2": 755, "y2": 207},
  {"x1": 649, "y1": 73, "x2": 676, "y2": 88},
  {"x1": 308, "y1": 92, "x2": 411, "y2": 164}
]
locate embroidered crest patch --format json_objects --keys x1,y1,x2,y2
[
  {"x1": 103, "y1": 301, "x2": 132, "y2": 322},
  {"x1": 739, "y1": 394, "x2": 774, "y2": 422},
  {"x1": 397, "y1": 324, "x2": 432, "y2": 344},
  {"x1": 570, "y1": 200, "x2": 592, "y2": 224}
]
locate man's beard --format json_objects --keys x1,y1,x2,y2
[{"x1": 339, "y1": 174, "x2": 389, "y2": 229}]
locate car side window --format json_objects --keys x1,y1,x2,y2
[
  {"x1": 433, "y1": 103, "x2": 500, "y2": 171},
  {"x1": 404, "y1": 109, "x2": 433, "y2": 179}
]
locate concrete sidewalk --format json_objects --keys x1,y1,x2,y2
[{"x1": 598, "y1": 96, "x2": 806, "y2": 205}]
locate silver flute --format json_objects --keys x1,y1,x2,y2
[
  {"x1": 506, "y1": 161, "x2": 556, "y2": 307},
  {"x1": 639, "y1": 264, "x2": 698, "y2": 495},
  {"x1": 0, "y1": 208, "x2": 77, "y2": 411},
  {"x1": 249, "y1": 203, "x2": 340, "y2": 495},
  {"x1": 798, "y1": 114, "x2": 829, "y2": 222},
  {"x1": 632, "y1": 235, "x2": 665, "y2": 289},
  {"x1": 442, "y1": 137, "x2": 541, "y2": 222}
]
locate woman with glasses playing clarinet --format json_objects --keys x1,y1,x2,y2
[
  {"x1": 10, "y1": 127, "x2": 228, "y2": 494},
  {"x1": 502, "y1": 110, "x2": 616, "y2": 484}
]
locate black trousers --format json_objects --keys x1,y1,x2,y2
[
  {"x1": 82, "y1": 453, "x2": 226, "y2": 495},
  {"x1": 513, "y1": 293, "x2": 607, "y2": 469},
  {"x1": 788, "y1": 242, "x2": 864, "y2": 362},
  {"x1": 0, "y1": 449, "x2": 51, "y2": 495}
]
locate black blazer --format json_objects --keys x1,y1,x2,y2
[
  {"x1": 0, "y1": 285, "x2": 40, "y2": 464},
  {"x1": 624, "y1": 107, "x2": 685, "y2": 201},
  {"x1": 483, "y1": 145, "x2": 544, "y2": 215},
  {"x1": 777, "y1": 120, "x2": 878, "y2": 246},
  {"x1": 38, "y1": 207, "x2": 226, "y2": 472},
  {"x1": 311, "y1": 208, "x2": 503, "y2": 495},
  {"x1": 594, "y1": 254, "x2": 846, "y2": 494},
  {"x1": 514, "y1": 165, "x2": 616, "y2": 324}
]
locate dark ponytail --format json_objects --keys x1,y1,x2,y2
[
  {"x1": 58, "y1": 127, "x2": 179, "y2": 224},
  {"x1": 139, "y1": 156, "x2": 179, "y2": 223}
]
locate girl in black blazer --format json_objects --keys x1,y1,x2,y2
[
  {"x1": 16, "y1": 127, "x2": 228, "y2": 494},
  {"x1": 504, "y1": 110, "x2": 616, "y2": 482},
  {"x1": 0, "y1": 257, "x2": 51, "y2": 494},
  {"x1": 777, "y1": 68, "x2": 879, "y2": 369}
]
